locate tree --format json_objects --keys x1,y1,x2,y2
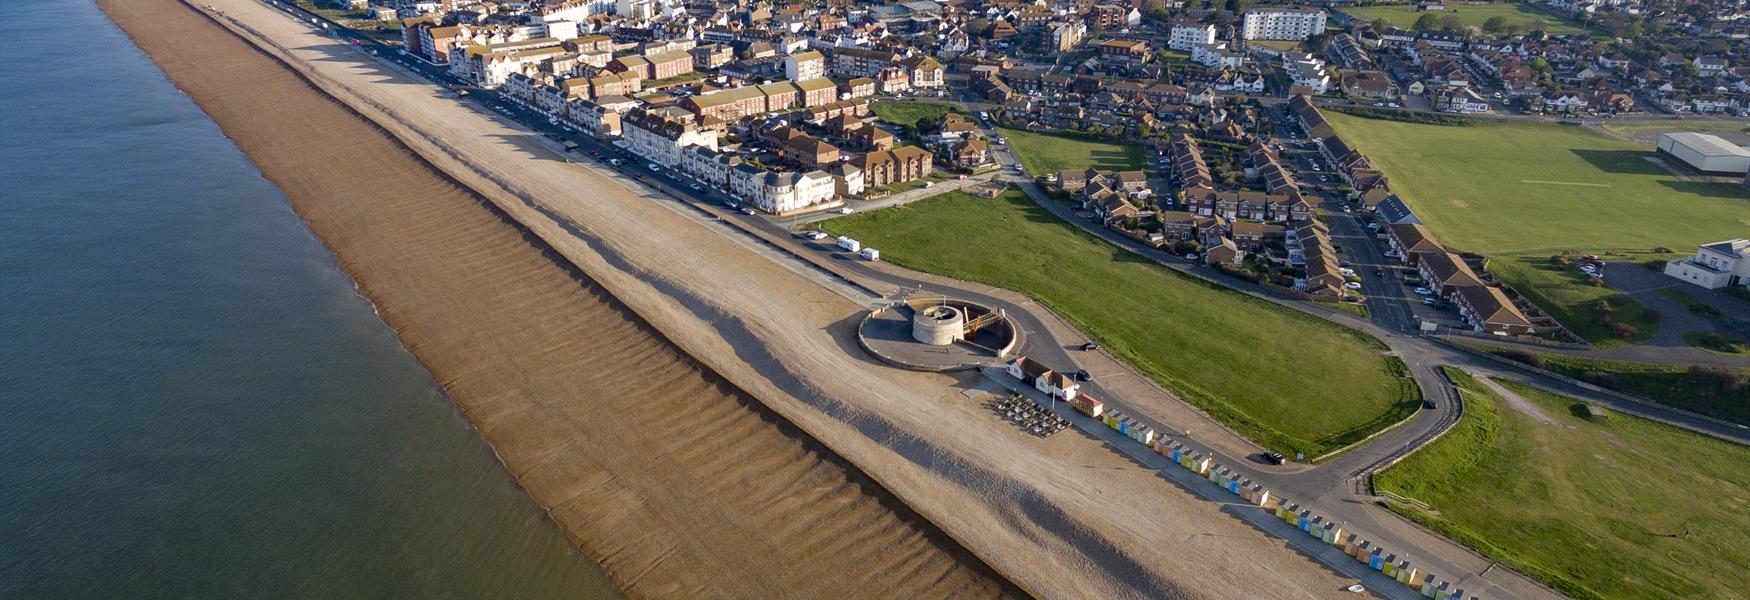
[
  {"x1": 1624, "y1": 18, "x2": 1644, "y2": 38},
  {"x1": 1413, "y1": 13, "x2": 1440, "y2": 31},
  {"x1": 1482, "y1": 16, "x2": 1509, "y2": 34},
  {"x1": 915, "y1": 116, "x2": 935, "y2": 133},
  {"x1": 1371, "y1": 18, "x2": 1389, "y2": 32},
  {"x1": 1305, "y1": 32, "x2": 1332, "y2": 54},
  {"x1": 1185, "y1": 0, "x2": 1201, "y2": 10},
  {"x1": 1438, "y1": 13, "x2": 1464, "y2": 32}
]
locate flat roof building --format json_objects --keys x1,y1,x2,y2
[{"x1": 1657, "y1": 132, "x2": 1750, "y2": 176}]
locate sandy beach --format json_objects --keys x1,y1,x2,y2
[
  {"x1": 93, "y1": 0, "x2": 1020, "y2": 597},
  {"x1": 97, "y1": 0, "x2": 1384, "y2": 597}
]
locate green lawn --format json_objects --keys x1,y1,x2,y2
[
  {"x1": 1340, "y1": 2, "x2": 1591, "y2": 35},
  {"x1": 870, "y1": 101, "x2": 961, "y2": 126},
  {"x1": 821, "y1": 191, "x2": 1419, "y2": 456},
  {"x1": 997, "y1": 128, "x2": 1146, "y2": 175},
  {"x1": 1377, "y1": 370, "x2": 1750, "y2": 600},
  {"x1": 1484, "y1": 348, "x2": 1750, "y2": 425},
  {"x1": 1325, "y1": 113, "x2": 1749, "y2": 345}
]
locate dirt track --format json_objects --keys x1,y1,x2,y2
[
  {"x1": 95, "y1": 1, "x2": 1021, "y2": 597},
  {"x1": 100, "y1": 0, "x2": 1377, "y2": 597}
]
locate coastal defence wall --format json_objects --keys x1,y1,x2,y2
[{"x1": 93, "y1": 0, "x2": 1022, "y2": 597}]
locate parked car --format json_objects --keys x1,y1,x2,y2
[
  {"x1": 1422, "y1": 297, "x2": 1439, "y2": 306},
  {"x1": 741, "y1": 207, "x2": 757, "y2": 216},
  {"x1": 647, "y1": 162, "x2": 660, "y2": 171},
  {"x1": 838, "y1": 207, "x2": 855, "y2": 214},
  {"x1": 1414, "y1": 287, "x2": 1432, "y2": 296},
  {"x1": 1344, "y1": 282, "x2": 1363, "y2": 290},
  {"x1": 1080, "y1": 342, "x2": 1100, "y2": 351},
  {"x1": 689, "y1": 183, "x2": 703, "y2": 191},
  {"x1": 1263, "y1": 452, "x2": 1287, "y2": 465},
  {"x1": 1074, "y1": 369, "x2": 1092, "y2": 381},
  {"x1": 1374, "y1": 269, "x2": 1385, "y2": 277}
]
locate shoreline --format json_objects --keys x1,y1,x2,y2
[
  {"x1": 101, "y1": 0, "x2": 1401, "y2": 597},
  {"x1": 92, "y1": 0, "x2": 1023, "y2": 597}
]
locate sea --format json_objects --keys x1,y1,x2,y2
[{"x1": 0, "y1": 1, "x2": 617, "y2": 597}]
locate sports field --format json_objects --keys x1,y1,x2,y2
[
  {"x1": 1377, "y1": 370, "x2": 1750, "y2": 600},
  {"x1": 1326, "y1": 114, "x2": 1749, "y2": 344},
  {"x1": 1340, "y1": 3, "x2": 1590, "y2": 35},
  {"x1": 997, "y1": 128, "x2": 1146, "y2": 174},
  {"x1": 1326, "y1": 114, "x2": 1750, "y2": 254},
  {"x1": 820, "y1": 191, "x2": 1419, "y2": 457}
]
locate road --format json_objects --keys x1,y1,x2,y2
[{"x1": 275, "y1": 10, "x2": 1749, "y2": 596}]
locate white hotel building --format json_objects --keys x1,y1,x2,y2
[{"x1": 1242, "y1": 8, "x2": 1327, "y2": 41}]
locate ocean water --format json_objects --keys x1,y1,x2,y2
[{"x1": 0, "y1": 2, "x2": 617, "y2": 598}]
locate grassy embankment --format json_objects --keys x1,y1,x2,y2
[
  {"x1": 870, "y1": 101, "x2": 962, "y2": 126},
  {"x1": 1376, "y1": 369, "x2": 1750, "y2": 600},
  {"x1": 1340, "y1": 2, "x2": 1592, "y2": 35},
  {"x1": 997, "y1": 128, "x2": 1146, "y2": 175},
  {"x1": 1325, "y1": 112, "x2": 1750, "y2": 347},
  {"x1": 1482, "y1": 347, "x2": 1750, "y2": 425},
  {"x1": 821, "y1": 191, "x2": 1419, "y2": 457}
]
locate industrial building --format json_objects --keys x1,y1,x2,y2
[{"x1": 1656, "y1": 132, "x2": 1750, "y2": 176}]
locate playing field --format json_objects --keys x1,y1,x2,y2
[
  {"x1": 870, "y1": 101, "x2": 961, "y2": 126},
  {"x1": 820, "y1": 191, "x2": 1419, "y2": 457},
  {"x1": 1376, "y1": 370, "x2": 1750, "y2": 600},
  {"x1": 998, "y1": 128, "x2": 1147, "y2": 175},
  {"x1": 1340, "y1": 3, "x2": 1590, "y2": 35},
  {"x1": 1327, "y1": 114, "x2": 1750, "y2": 254}
]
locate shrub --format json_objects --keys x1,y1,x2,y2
[
  {"x1": 1594, "y1": 300, "x2": 1614, "y2": 314},
  {"x1": 1645, "y1": 259, "x2": 1668, "y2": 271},
  {"x1": 1550, "y1": 255, "x2": 1572, "y2": 268},
  {"x1": 1689, "y1": 366, "x2": 1748, "y2": 393},
  {"x1": 1501, "y1": 349, "x2": 1543, "y2": 368},
  {"x1": 1580, "y1": 370, "x2": 1620, "y2": 389},
  {"x1": 1610, "y1": 322, "x2": 1639, "y2": 338},
  {"x1": 1652, "y1": 246, "x2": 1673, "y2": 254},
  {"x1": 1643, "y1": 308, "x2": 1661, "y2": 324}
]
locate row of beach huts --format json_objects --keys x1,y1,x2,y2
[{"x1": 1004, "y1": 356, "x2": 1481, "y2": 600}]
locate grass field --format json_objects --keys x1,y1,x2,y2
[
  {"x1": 997, "y1": 128, "x2": 1146, "y2": 175},
  {"x1": 1340, "y1": 2, "x2": 1590, "y2": 35},
  {"x1": 870, "y1": 101, "x2": 961, "y2": 126},
  {"x1": 820, "y1": 191, "x2": 1419, "y2": 456},
  {"x1": 1482, "y1": 348, "x2": 1750, "y2": 425},
  {"x1": 1376, "y1": 370, "x2": 1750, "y2": 600},
  {"x1": 1325, "y1": 113, "x2": 1749, "y2": 345}
]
